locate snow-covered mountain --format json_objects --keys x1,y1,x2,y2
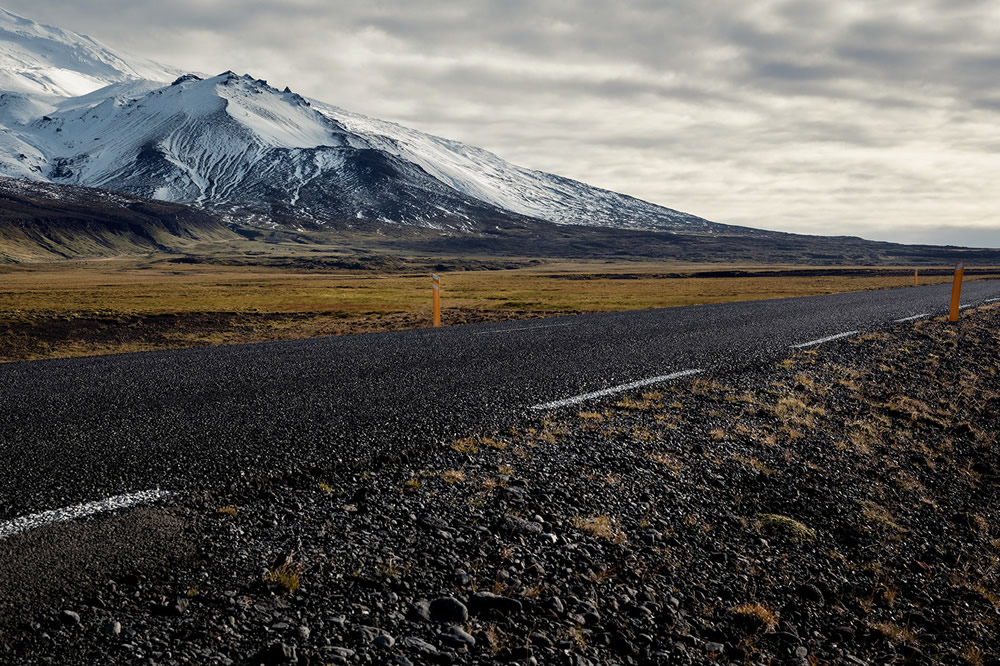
[{"x1": 0, "y1": 8, "x2": 724, "y2": 234}]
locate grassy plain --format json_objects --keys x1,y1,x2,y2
[{"x1": 0, "y1": 256, "x2": 993, "y2": 362}]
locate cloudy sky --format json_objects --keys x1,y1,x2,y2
[{"x1": 8, "y1": 0, "x2": 1000, "y2": 246}]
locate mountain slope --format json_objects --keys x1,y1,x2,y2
[
  {"x1": 313, "y1": 100, "x2": 715, "y2": 231},
  {"x1": 0, "y1": 8, "x2": 731, "y2": 236},
  {"x1": 0, "y1": 177, "x2": 237, "y2": 262}
]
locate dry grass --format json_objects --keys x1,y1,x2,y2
[
  {"x1": 264, "y1": 560, "x2": 302, "y2": 594},
  {"x1": 451, "y1": 438, "x2": 482, "y2": 454},
  {"x1": 731, "y1": 602, "x2": 779, "y2": 632},
  {"x1": 872, "y1": 621, "x2": 916, "y2": 644},
  {"x1": 859, "y1": 500, "x2": 906, "y2": 533},
  {"x1": 733, "y1": 455, "x2": 775, "y2": 476},
  {"x1": 962, "y1": 645, "x2": 987, "y2": 665},
  {"x1": 572, "y1": 514, "x2": 627, "y2": 544},
  {"x1": 758, "y1": 513, "x2": 817, "y2": 543},
  {"x1": 441, "y1": 469, "x2": 467, "y2": 484},
  {"x1": 646, "y1": 451, "x2": 684, "y2": 474},
  {"x1": 1, "y1": 258, "x2": 986, "y2": 361}
]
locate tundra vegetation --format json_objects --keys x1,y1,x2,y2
[{"x1": 1, "y1": 256, "x2": 991, "y2": 362}]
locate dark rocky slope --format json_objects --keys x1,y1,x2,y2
[{"x1": 0, "y1": 178, "x2": 238, "y2": 263}]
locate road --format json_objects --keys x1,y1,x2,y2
[{"x1": 1, "y1": 279, "x2": 998, "y2": 524}]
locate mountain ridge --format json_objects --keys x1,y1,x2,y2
[{"x1": 0, "y1": 8, "x2": 736, "y2": 236}]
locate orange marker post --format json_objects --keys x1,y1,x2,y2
[
  {"x1": 948, "y1": 261, "x2": 966, "y2": 323},
  {"x1": 914, "y1": 269, "x2": 918, "y2": 286},
  {"x1": 432, "y1": 273, "x2": 441, "y2": 327}
]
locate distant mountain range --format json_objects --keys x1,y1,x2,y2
[{"x1": 0, "y1": 7, "x2": 996, "y2": 267}]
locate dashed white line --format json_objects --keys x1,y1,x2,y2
[
  {"x1": 475, "y1": 323, "x2": 572, "y2": 336},
  {"x1": 959, "y1": 304, "x2": 973, "y2": 310},
  {"x1": 791, "y1": 330, "x2": 860, "y2": 349},
  {"x1": 0, "y1": 490, "x2": 173, "y2": 541},
  {"x1": 530, "y1": 369, "x2": 703, "y2": 410},
  {"x1": 894, "y1": 313, "x2": 930, "y2": 323},
  {"x1": 986, "y1": 298, "x2": 1000, "y2": 303}
]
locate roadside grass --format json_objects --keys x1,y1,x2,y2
[{"x1": 0, "y1": 257, "x2": 989, "y2": 361}]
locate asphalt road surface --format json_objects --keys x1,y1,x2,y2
[{"x1": 2, "y1": 279, "x2": 999, "y2": 523}]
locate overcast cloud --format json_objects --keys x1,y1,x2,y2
[{"x1": 7, "y1": 0, "x2": 1000, "y2": 246}]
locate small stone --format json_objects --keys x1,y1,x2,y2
[
  {"x1": 469, "y1": 591, "x2": 523, "y2": 616},
  {"x1": 256, "y1": 642, "x2": 297, "y2": 664},
  {"x1": 507, "y1": 646, "x2": 535, "y2": 662},
  {"x1": 796, "y1": 583, "x2": 825, "y2": 605},
  {"x1": 705, "y1": 642, "x2": 724, "y2": 654},
  {"x1": 297, "y1": 625, "x2": 310, "y2": 640},
  {"x1": 795, "y1": 646, "x2": 809, "y2": 658},
  {"x1": 429, "y1": 597, "x2": 468, "y2": 623},
  {"x1": 373, "y1": 634, "x2": 395, "y2": 650},
  {"x1": 59, "y1": 610, "x2": 81, "y2": 626},
  {"x1": 354, "y1": 625, "x2": 379, "y2": 642},
  {"x1": 539, "y1": 533, "x2": 558, "y2": 545},
  {"x1": 407, "y1": 601, "x2": 432, "y2": 622},
  {"x1": 99, "y1": 621, "x2": 121, "y2": 637},
  {"x1": 403, "y1": 636, "x2": 440, "y2": 656},
  {"x1": 439, "y1": 625, "x2": 475, "y2": 649}
]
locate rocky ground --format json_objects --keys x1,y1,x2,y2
[{"x1": 2, "y1": 307, "x2": 999, "y2": 665}]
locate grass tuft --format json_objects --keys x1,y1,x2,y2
[
  {"x1": 441, "y1": 469, "x2": 467, "y2": 484},
  {"x1": 264, "y1": 559, "x2": 302, "y2": 594},
  {"x1": 758, "y1": 513, "x2": 816, "y2": 543},
  {"x1": 872, "y1": 621, "x2": 916, "y2": 644},
  {"x1": 572, "y1": 514, "x2": 627, "y2": 544},
  {"x1": 731, "y1": 602, "x2": 779, "y2": 632}
]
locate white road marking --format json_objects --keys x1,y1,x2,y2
[
  {"x1": 530, "y1": 369, "x2": 703, "y2": 410},
  {"x1": 985, "y1": 298, "x2": 1000, "y2": 303},
  {"x1": 0, "y1": 490, "x2": 173, "y2": 541},
  {"x1": 959, "y1": 304, "x2": 973, "y2": 310},
  {"x1": 475, "y1": 323, "x2": 571, "y2": 336},
  {"x1": 894, "y1": 313, "x2": 930, "y2": 323},
  {"x1": 791, "y1": 330, "x2": 860, "y2": 349}
]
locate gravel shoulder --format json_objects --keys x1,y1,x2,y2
[{"x1": 2, "y1": 306, "x2": 999, "y2": 665}]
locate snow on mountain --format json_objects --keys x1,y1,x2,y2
[
  {"x1": 0, "y1": 8, "x2": 180, "y2": 98},
  {"x1": 313, "y1": 101, "x2": 710, "y2": 231},
  {"x1": 12, "y1": 72, "x2": 521, "y2": 229},
  {"x1": 0, "y1": 8, "x2": 724, "y2": 234}
]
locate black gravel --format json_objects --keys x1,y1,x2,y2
[{"x1": 1, "y1": 303, "x2": 999, "y2": 664}]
